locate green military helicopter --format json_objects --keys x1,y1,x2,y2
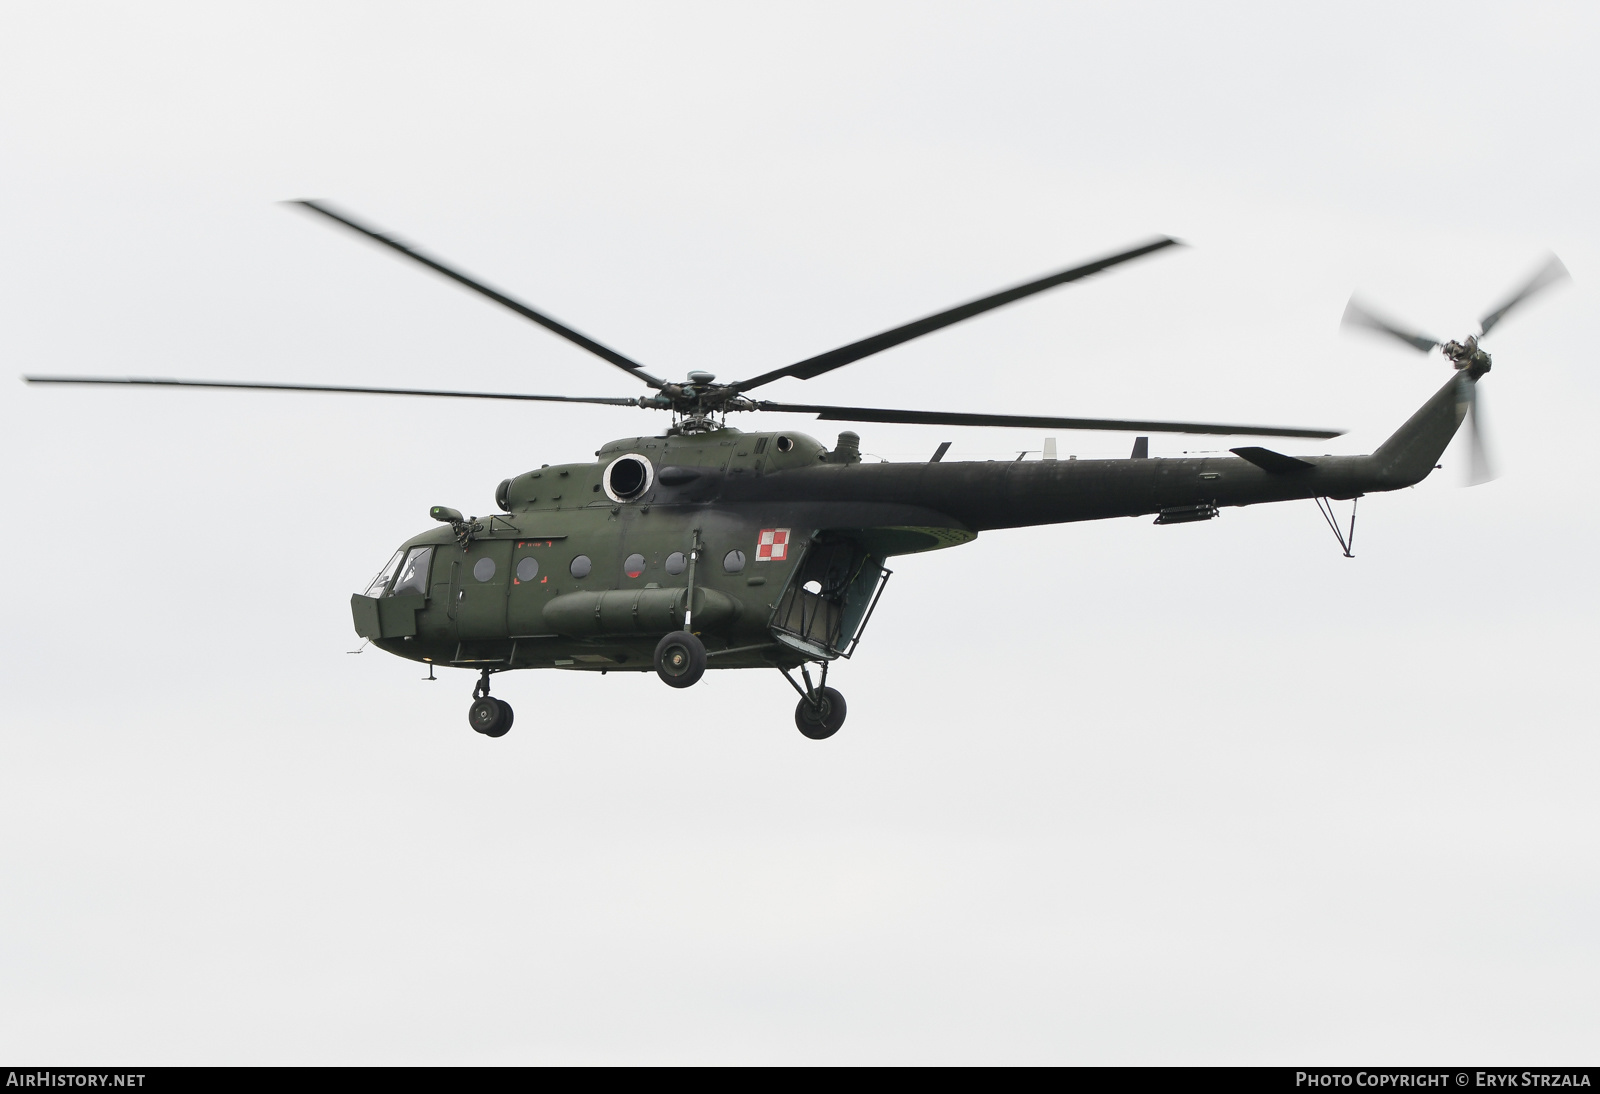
[{"x1": 26, "y1": 202, "x2": 1567, "y2": 740}]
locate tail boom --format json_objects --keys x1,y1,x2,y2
[{"x1": 722, "y1": 374, "x2": 1475, "y2": 535}]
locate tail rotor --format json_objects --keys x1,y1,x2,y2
[
  {"x1": 1340, "y1": 253, "x2": 1569, "y2": 486},
  {"x1": 1465, "y1": 385, "x2": 1494, "y2": 487},
  {"x1": 1339, "y1": 298, "x2": 1440, "y2": 354},
  {"x1": 1478, "y1": 254, "x2": 1569, "y2": 338}
]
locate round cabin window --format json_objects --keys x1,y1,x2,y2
[
  {"x1": 602, "y1": 453, "x2": 654, "y2": 503},
  {"x1": 723, "y1": 549, "x2": 746, "y2": 573},
  {"x1": 664, "y1": 551, "x2": 687, "y2": 575},
  {"x1": 570, "y1": 555, "x2": 592, "y2": 578},
  {"x1": 624, "y1": 553, "x2": 646, "y2": 578},
  {"x1": 473, "y1": 557, "x2": 496, "y2": 582},
  {"x1": 516, "y1": 556, "x2": 539, "y2": 583}
]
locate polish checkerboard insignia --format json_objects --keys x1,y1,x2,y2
[{"x1": 755, "y1": 528, "x2": 790, "y2": 561}]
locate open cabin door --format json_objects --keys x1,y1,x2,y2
[{"x1": 769, "y1": 535, "x2": 891, "y2": 660}]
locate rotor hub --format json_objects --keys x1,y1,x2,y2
[
  {"x1": 653, "y1": 377, "x2": 761, "y2": 433},
  {"x1": 1442, "y1": 336, "x2": 1492, "y2": 379}
]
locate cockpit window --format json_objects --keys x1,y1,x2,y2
[
  {"x1": 363, "y1": 550, "x2": 405, "y2": 597},
  {"x1": 391, "y1": 547, "x2": 433, "y2": 597}
]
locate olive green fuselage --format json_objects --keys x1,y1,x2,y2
[{"x1": 353, "y1": 374, "x2": 1472, "y2": 674}]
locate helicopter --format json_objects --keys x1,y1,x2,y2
[{"x1": 25, "y1": 202, "x2": 1568, "y2": 740}]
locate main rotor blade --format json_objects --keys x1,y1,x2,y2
[
  {"x1": 1478, "y1": 253, "x2": 1569, "y2": 337},
  {"x1": 1340, "y1": 298, "x2": 1440, "y2": 353},
  {"x1": 290, "y1": 200, "x2": 666, "y2": 388},
  {"x1": 24, "y1": 375, "x2": 645, "y2": 407},
  {"x1": 754, "y1": 400, "x2": 1342, "y2": 439},
  {"x1": 731, "y1": 237, "x2": 1183, "y2": 393},
  {"x1": 1465, "y1": 386, "x2": 1496, "y2": 486}
]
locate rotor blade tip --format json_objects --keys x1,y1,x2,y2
[
  {"x1": 287, "y1": 198, "x2": 339, "y2": 217},
  {"x1": 284, "y1": 199, "x2": 334, "y2": 218}
]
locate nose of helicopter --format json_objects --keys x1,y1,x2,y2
[{"x1": 351, "y1": 538, "x2": 441, "y2": 648}]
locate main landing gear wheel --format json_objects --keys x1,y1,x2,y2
[
  {"x1": 795, "y1": 686, "x2": 847, "y2": 740},
  {"x1": 654, "y1": 630, "x2": 707, "y2": 688},
  {"x1": 469, "y1": 696, "x2": 513, "y2": 737}
]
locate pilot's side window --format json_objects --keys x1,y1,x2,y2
[
  {"x1": 391, "y1": 547, "x2": 433, "y2": 596},
  {"x1": 364, "y1": 550, "x2": 404, "y2": 597}
]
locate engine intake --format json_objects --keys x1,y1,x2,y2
[{"x1": 602, "y1": 453, "x2": 654, "y2": 502}]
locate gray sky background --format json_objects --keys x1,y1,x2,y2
[{"x1": 2, "y1": 1, "x2": 1597, "y2": 1064}]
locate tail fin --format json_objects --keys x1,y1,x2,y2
[{"x1": 1368, "y1": 374, "x2": 1473, "y2": 489}]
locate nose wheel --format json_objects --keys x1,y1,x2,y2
[{"x1": 468, "y1": 670, "x2": 513, "y2": 738}]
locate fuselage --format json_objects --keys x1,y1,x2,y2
[{"x1": 353, "y1": 373, "x2": 1472, "y2": 675}]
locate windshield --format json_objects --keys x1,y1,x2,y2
[
  {"x1": 363, "y1": 549, "x2": 405, "y2": 598},
  {"x1": 391, "y1": 547, "x2": 432, "y2": 597}
]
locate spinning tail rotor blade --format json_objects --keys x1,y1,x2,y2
[
  {"x1": 1344, "y1": 252, "x2": 1568, "y2": 485},
  {"x1": 1340, "y1": 298, "x2": 1440, "y2": 353},
  {"x1": 1465, "y1": 386, "x2": 1496, "y2": 486},
  {"x1": 731, "y1": 237, "x2": 1183, "y2": 392},
  {"x1": 290, "y1": 200, "x2": 666, "y2": 388},
  {"x1": 1478, "y1": 254, "x2": 1570, "y2": 337}
]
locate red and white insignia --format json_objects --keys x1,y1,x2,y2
[{"x1": 755, "y1": 528, "x2": 790, "y2": 561}]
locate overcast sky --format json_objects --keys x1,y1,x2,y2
[{"x1": 2, "y1": 1, "x2": 1597, "y2": 1064}]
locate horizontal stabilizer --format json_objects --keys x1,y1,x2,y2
[{"x1": 1231, "y1": 446, "x2": 1314, "y2": 474}]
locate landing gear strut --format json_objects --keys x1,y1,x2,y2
[
  {"x1": 468, "y1": 669, "x2": 513, "y2": 738},
  {"x1": 781, "y1": 662, "x2": 847, "y2": 740}
]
